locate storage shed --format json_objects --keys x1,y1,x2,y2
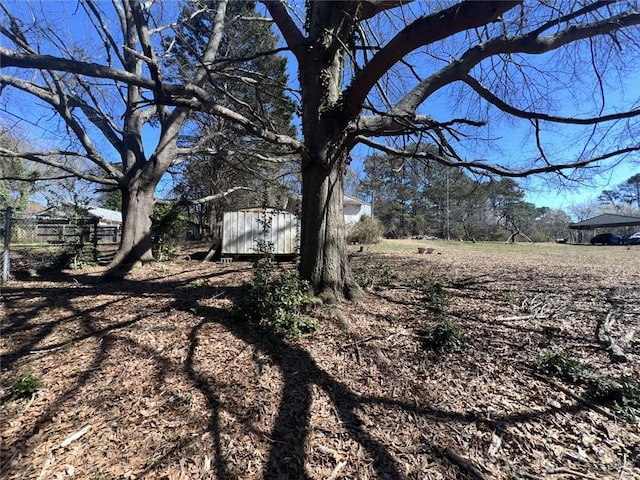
[{"x1": 222, "y1": 209, "x2": 298, "y2": 256}]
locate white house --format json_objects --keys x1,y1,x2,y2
[
  {"x1": 343, "y1": 194, "x2": 372, "y2": 224},
  {"x1": 282, "y1": 194, "x2": 371, "y2": 224}
]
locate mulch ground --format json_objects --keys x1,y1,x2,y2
[{"x1": 1, "y1": 241, "x2": 639, "y2": 479}]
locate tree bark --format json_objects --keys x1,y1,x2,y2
[
  {"x1": 299, "y1": 161, "x2": 362, "y2": 303},
  {"x1": 106, "y1": 181, "x2": 156, "y2": 275}
]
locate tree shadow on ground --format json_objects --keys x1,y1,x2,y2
[
  {"x1": 169, "y1": 284, "x2": 609, "y2": 479},
  {"x1": 0, "y1": 267, "x2": 622, "y2": 479}
]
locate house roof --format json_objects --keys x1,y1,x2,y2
[
  {"x1": 569, "y1": 213, "x2": 640, "y2": 230},
  {"x1": 343, "y1": 194, "x2": 370, "y2": 206},
  {"x1": 87, "y1": 206, "x2": 122, "y2": 223}
]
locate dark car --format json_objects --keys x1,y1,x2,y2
[
  {"x1": 590, "y1": 233, "x2": 623, "y2": 245},
  {"x1": 623, "y1": 232, "x2": 640, "y2": 245}
]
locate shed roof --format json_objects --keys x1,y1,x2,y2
[
  {"x1": 569, "y1": 213, "x2": 640, "y2": 230},
  {"x1": 87, "y1": 206, "x2": 122, "y2": 223}
]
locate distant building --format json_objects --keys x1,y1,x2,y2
[
  {"x1": 568, "y1": 213, "x2": 640, "y2": 244},
  {"x1": 343, "y1": 194, "x2": 372, "y2": 224},
  {"x1": 282, "y1": 194, "x2": 372, "y2": 224},
  {"x1": 86, "y1": 206, "x2": 122, "y2": 225}
]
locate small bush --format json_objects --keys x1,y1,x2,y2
[
  {"x1": 501, "y1": 289, "x2": 517, "y2": 304},
  {"x1": 347, "y1": 216, "x2": 383, "y2": 245},
  {"x1": 11, "y1": 370, "x2": 40, "y2": 398},
  {"x1": 151, "y1": 204, "x2": 190, "y2": 261},
  {"x1": 351, "y1": 255, "x2": 397, "y2": 290},
  {"x1": 413, "y1": 279, "x2": 449, "y2": 311},
  {"x1": 536, "y1": 349, "x2": 639, "y2": 422},
  {"x1": 236, "y1": 259, "x2": 317, "y2": 339},
  {"x1": 536, "y1": 349, "x2": 586, "y2": 382},
  {"x1": 422, "y1": 318, "x2": 463, "y2": 353},
  {"x1": 589, "y1": 375, "x2": 639, "y2": 421}
]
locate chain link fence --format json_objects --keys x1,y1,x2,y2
[{"x1": 1, "y1": 208, "x2": 121, "y2": 282}]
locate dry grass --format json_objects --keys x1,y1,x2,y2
[{"x1": 1, "y1": 241, "x2": 639, "y2": 479}]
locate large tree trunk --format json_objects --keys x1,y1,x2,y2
[
  {"x1": 105, "y1": 109, "x2": 185, "y2": 277},
  {"x1": 107, "y1": 181, "x2": 156, "y2": 275},
  {"x1": 294, "y1": 3, "x2": 366, "y2": 302},
  {"x1": 299, "y1": 160, "x2": 363, "y2": 303}
]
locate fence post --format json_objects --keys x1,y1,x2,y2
[
  {"x1": 93, "y1": 217, "x2": 99, "y2": 263},
  {"x1": 2, "y1": 207, "x2": 12, "y2": 282}
]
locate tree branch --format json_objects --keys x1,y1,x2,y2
[
  {"x1": 191, "y1": 0, "x2": 228, "y2": 86},
  {"x1": 0, "y1": 148, "x2": 120, "y2": 185},
  {"x1": 0, "y1": 74, "x2": 123, "y2": 178},
  {"x1": 394, "y1": 9, "x2": 640, "y2": 115},
  {"x1": 344, "y1": 1, "x2": 519, "y2": 118},
  {"x1": 462, "y1": 75, "x2": 640, "y2": 125},
  {"x1": 357, "y1": 1, "x2": 414, "y2": 21},
  {"x1": 0, "y1": 47, "x2": 154, "y2": 89},
  {"x1": 0, "y1": 174, "x2": 75, "y2": 182},
  {"x1": 262, "y1": 0, "x2": 306, "y2": 61},
  {"x1": 529, "y1": 1, "x2": 613, "y2": 38},
  {"x1": 82, "y1": 0, "x2": 126, "y2": 67},
  {"x1": 354, "y1": 111, "x2": 485, "y2": 138},
  {"x1": 354, "y1": 136, "x2": 640, "y2": 178},
  {"x1": 173, "y1": 186, "x2": 255, "y2": 206},
  {"x1": 129, "y1": 0, "x2": 169, "y2": 121},
  {"x1": 165, "y1": 95, "x2": 306, "y2": 154}
]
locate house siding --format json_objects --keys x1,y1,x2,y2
[{"x1": 344, "y1": 203, "x2": 371, "y2": 224}]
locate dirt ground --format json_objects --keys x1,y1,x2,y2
[{"x1": 1, "y1": 241, "x2": 639, "y2": 480}]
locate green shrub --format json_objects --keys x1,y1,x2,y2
[
  {"x1": 421, "y1": 318, "x2": 463, "y2": 353},
  {"x1": 151, "y1": 204, "x2": 190, "y2": 261},
  {"x1": 347, "y1": 216, "x2": 383, "y2": 245},
  {"x1": 413, "y1": 278, "x2": 449, "y2": 311},
  {"x1": 236, "y1": 259, "x2": 317, "y2": 339},
  {"x1": 536, "y1": 349, "x2": 639, "y2": 422},
  {"x1": 500, "y1": 289, "x2": 517, "y2": 304},
  {"x1": 536, "y1": 349, "x2": 586, "y2": 382},
  {"x1": 11, "y1": 369, "x2": 40, "y2": 398},
  {"x1": 589, "y1": 375, "x2": 639, "y2": 421}
]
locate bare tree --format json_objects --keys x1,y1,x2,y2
[
  {"x1": 0, "y1": 0, "x2": 265, "y2": 274},
  {"x1": 3, "y1": 1, "x2": 640, "y2": 300},
  {"x1": 255, "y1": 0, "x2": 640, "y2": 301}
]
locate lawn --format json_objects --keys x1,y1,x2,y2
[{"x1": 1, "y1": 241, "x2": 639, "y2": 479}]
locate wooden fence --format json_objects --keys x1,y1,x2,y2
[
  {"x1": 1, "y1": 209, "x2": 122, "y2": 280},
  {"x1": 10, "y1": 214, "x2": 121, "y2": 246}
]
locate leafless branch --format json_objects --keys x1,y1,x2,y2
[
  {"x1": 173, "y1": 186, "x2": 255, "y2": 206},
  {"x1": 262, "y1": 0, "x2": 306, "y2": 60},
  {"x1": 394, "y1": 9, "x2": 640, "y2": 115},
  {"x1": 354, "y1": 135, "x2": 640, "y2": 178},
  {"x1": 0, "y1": 174, "x2": 75, "y2": 182},
  {"x1": 462, "y1": 75, "x2": 640, "y2": 125},
  {"x1": 0, "y1": 148, "x2": 120, "y2": 185},
  {"x1": 345, "y1": 1, "x2": 518, "y2": 118}
]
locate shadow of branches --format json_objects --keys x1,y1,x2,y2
[{"x1": 1, "y1": 260, "x2": 634, "y2": 479}]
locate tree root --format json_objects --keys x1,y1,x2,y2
[
  {"x1": 595, "y1": 311, "x2": 628, "y2": 363},
  {"x1": 532, "y1": 372, "x2": 617, "y2": 421},
  {"x1": 442, "y1": 447, "x2": 488, "y2": 480}
]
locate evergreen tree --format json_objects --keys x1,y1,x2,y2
[{"x1": 170, "y1": 0, "x2": 298, "y2": 233}]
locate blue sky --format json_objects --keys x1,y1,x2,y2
[
  {"x1": 3, "y1": 0, "x2": 639, "y2": 214},
  {"x1": 264, "y1": 2, "x2": 640, "y2": 212}
]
